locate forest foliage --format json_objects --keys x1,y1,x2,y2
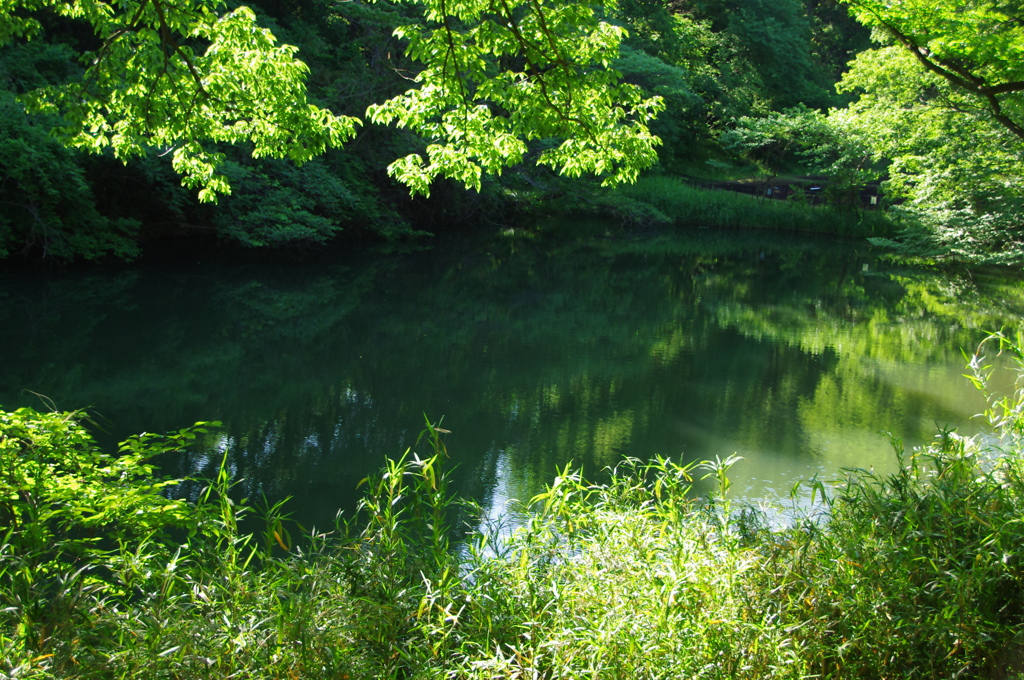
[{"x1": 0, "y1": 0, "x2": 1020, "y2": 263}]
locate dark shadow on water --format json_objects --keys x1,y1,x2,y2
[{"x1": 2, "y1": 224, "x2": 1022, "y2": 529}]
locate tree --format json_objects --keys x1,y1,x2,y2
[
  {"x1": 0, "y1": 0, "x2": 663, "y2": 200},
  {"x1": 834, "y1": 0, "x2": 1024, "y2": 262},
  {"x1": 722, "y1": 104, "x2": 873, "y2": 206},
  {"x1": 2, "y1": 0, "x2": 359, "y2": 202},
  {"x1": 723, "y1": 0, "x2": 835, "y2": 109},
  {"x1": 840, "y1": 0, "x2": 1024, "y2": 142},
  {"x1": 0, "y1": 44, "x2": 144, "y2": 259},
  {"x1": 0, "y1": 90, "x2": 141, "y2": 259}
]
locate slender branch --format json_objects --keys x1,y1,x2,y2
[
  {"x1": 983, "y1": 89, "x2": 1024, "y2": 142},
  {"x1": 489, "y1": 0, "x2": 546, "y2": 56},
  {"x1": 526, "y1": 0, "x2": 576, "y2": 110},
  {"x1": 76, "y1": 0, "x2": 151, "y2": 96},
  {"x1": 438, "y1": 0, "x2": 469, "y2": 106},
  {"x1": 853, "y1": 2, "x2": 1024, "y2": 142},
  {"x1": 494, "y1": 0, "x2": 593, "y2": 136},
  {"x1": 434, "y1": 0, "x2": 474, "y2": 141},
  {"x1": 151, "y1": 0, "x2": 208, "y2": 98},
  {"x1": 75, "y1": 0, "x2": 212, "y2": 134},
  {"x1": 986, "y1": 81, "x2": 1024, "y2": 96}
]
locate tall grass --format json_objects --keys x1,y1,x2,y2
[
  {"x1": 4, "y1": 333, "x2": 1024, "y2": 678},
  {"x1": 606, "y1": 175, "x2": 897, "y2": 239}
]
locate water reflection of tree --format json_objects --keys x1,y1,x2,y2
[{"x1": 1, "y1": 231, "x2": 1021, "y2": 529}]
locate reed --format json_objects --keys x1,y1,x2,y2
[{"x1": 609, "y1": 175, "x2": 898, "y2": 239}]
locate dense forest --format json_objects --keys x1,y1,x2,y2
[
  {"x1": 1, "y1": 0, "x2": 1022, "y2": 264},
  {"x1": 8, "y1": 3, "x2": 1024, "y2": 677}
]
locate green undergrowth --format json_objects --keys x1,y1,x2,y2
[
  {"x1": 596, "y1": 175, "x2": 898, "y2": 239},
  {"x1": 4, "y1": 331, "x2": 1024, "y2": 678}
]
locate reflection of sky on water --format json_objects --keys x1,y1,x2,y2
[
  {"x1": 463, "y1": 447, "x2": 533, "y2": 558},
  {"x1": 482, "y1": 449, "x2": 518, "y2": 527},
  {"x1": 1, "y1": 228, "x2": 1023, "y2": 533}
]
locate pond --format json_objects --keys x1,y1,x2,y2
[{"x1": 2, "y1": 224, "x2": 1023, "y2": 530}]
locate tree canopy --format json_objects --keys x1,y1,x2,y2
[
  {"x1": 834, "y1": 0, "x2": 1024, "y2": 262},
  {"x1": 1, "y1": 0, "x2": 360, "y2": 201},
  {"x1": 0, "y1": 0, "x2": 663, "y2": 200},
  {"x1": 3, "y1": 0, "x2": 1023, "y2": 264},
  {"x1": 840, "y1": 0, "x2": 1024, "y2": 141}
]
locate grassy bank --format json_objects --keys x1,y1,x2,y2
[
  {"x1": 4, "y1": 333, "x2": 1024, "y2": 679},
  {"x1": 590, "y1": 175, "x2": 898, "y2": 239}
]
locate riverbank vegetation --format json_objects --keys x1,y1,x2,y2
[
  {"x1": 586, "y1": 175, "x2": 896, "y2": 238},
  {"x1": 4, "y1": 330, "x2": 1024, "y2": 679},
  {"x1": 1, "y1": 0, "x2": 1019, "y2": 264}
]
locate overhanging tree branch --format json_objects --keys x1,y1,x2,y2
[{"x1": 847, "y1": 0, "x2": 1024, "y2": 142}]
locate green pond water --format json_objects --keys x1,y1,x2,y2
[{"x1": 2, "y1": 225, "x2": 1023, "y2": 529}]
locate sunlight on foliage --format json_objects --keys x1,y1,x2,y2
[
  {"x1": 367, "y1": 0, "x2": 664, "y2": 195},
  {"x1": 1, "y1": 0, "x2": 360, "y2": 201},
  {"x1": 1, "y1": 0, "x2": 662, "y2": 200}
]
